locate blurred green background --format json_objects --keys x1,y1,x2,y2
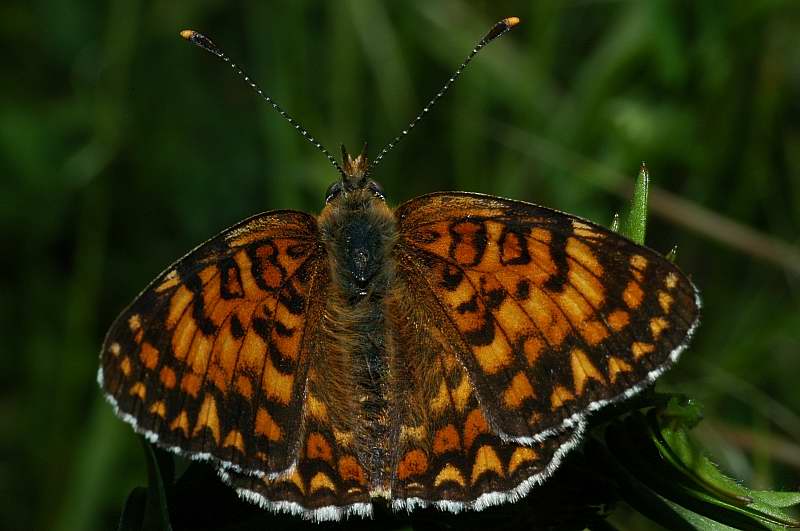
[{"x1": 2, "y1": 1, "x2": 799, "y2": 530}]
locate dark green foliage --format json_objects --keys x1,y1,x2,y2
[
  {"x1": 601, "y1": 399, "x2": 800, "y2": 530},
  {"x1": 2, "y1": 1, "x2": 799, "y2": 530}
]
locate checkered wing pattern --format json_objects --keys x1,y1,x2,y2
[
  {"x1": 382, "y1": 276, "x2": 582, "y2": 509},
  {"x1": 99, "y1": 211, "x2": 327, "y2": 478},
  {"x1": 394, "y1": 192, "x2": 700, "y2": 444}
]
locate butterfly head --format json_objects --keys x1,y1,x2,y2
[{"x1": 325, "y1": 144, "x2": 385, "y2": 205}]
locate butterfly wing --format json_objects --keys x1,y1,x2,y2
[
  {"x1": 218, "y1": 377, "x2": 374, "y2": 521},
  {"x1": 381, "y1": 281, "x2": 582, "y2": 510},
  {"x1": 99, "y1": 210, "x2": 327, "y2": 477},
  {"x1": 394, "y1": 192, "x2": 700, "y2": 443},
  {"x1": 216, "y1": 354, "x2": 377, "y2": 521}
]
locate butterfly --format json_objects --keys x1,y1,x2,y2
[{"x1": 98, "y1": 17, "x2": 700, "y2": 522}]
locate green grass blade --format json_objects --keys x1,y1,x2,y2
[{"x1": 622, "y1": 163, "x2": 650, "y2": 244}]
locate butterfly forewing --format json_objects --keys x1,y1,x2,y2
[
  {"x1": 99, "y1": 210, "x2": 328, "y2": 477},
  {"x1": 394, "y1": 192, "x2": 700, "y2": 443}
]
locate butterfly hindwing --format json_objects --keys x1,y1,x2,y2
[
  {"x1": 220, "y1": 374, "x2": 374, "y2": 521},
  {"x1": 395, "y1": 192, "x2": 700, "y2": 443},
  {"x1": 384, "y1": 283, "x2": 582, "y2": 509},
  {"x1": 99, "y1": 210, "x2": 328, "y2": 476}
]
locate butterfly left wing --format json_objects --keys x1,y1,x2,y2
[
  {"x1": 99, "y1": 210, "x2": 327, "y2": 477},
  {"x1": 394, "y1": 192, "x2": 700, "y2": 444}
]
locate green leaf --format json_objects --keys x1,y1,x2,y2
[
  {"x1": 749, "y1": 491, "x2": 800, "y2": 509},
  {"x1": 659, "y1": 395, "x2": 704, "y2": 429},
  {"x1": 649, "y1": 402, "x2": 800, "y2": 529},
  {"x1": 607, "y1": 413, "x2": 765, "y2": 530},
  {"x1": 621, "y1": 162, "x2": 650, "y2": 244},
  {"x1": 660, "y1": 496, "x2": 742, "y2": 531},
  {"x1": 600, "y1": 397, "x2": 800, "y2": 530}
]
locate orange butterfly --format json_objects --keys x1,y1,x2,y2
[{"x1": 99, "y1": 18, "x2": 699, "y2": 522}]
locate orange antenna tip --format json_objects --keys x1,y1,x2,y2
[
  {"x1": 179, "y1": 29, "x2": 196, "y2": 40},
  {"x1": 504, "y1": 17, "x2": 521, "y2": 28}
]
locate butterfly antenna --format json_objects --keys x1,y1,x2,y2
[
  {"x1": 367, "y1": 16, "x2": 520, "y2": 176},
  {"x1": 180, "y1": 30, "x2": 346, "y2": 178}
]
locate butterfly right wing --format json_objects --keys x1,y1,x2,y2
[
  {"x1": 99, "y1": 210, "x2": 327, "y2": 478},
  {"x1": 394, "y1": 192, "x2": 700, "y2": 445}
]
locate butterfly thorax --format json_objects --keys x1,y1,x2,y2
[
  {"x1": 316, "y1": 189, "x2": 399, "y2": 487},
  {"x1": 318, "y1": 189, "x2": 397, "y2": 299}
]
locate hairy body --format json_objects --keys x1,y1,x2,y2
[{"x1": 316, "y1": 190, "x2": 399, "y2": 490}]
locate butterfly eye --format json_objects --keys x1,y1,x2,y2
[
  {"x1": 367, "y1": 180, "x2": 385, "y2": 200},
  {"x1": 325, "y1": 181, "x2": 343, "y2": 203}
]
